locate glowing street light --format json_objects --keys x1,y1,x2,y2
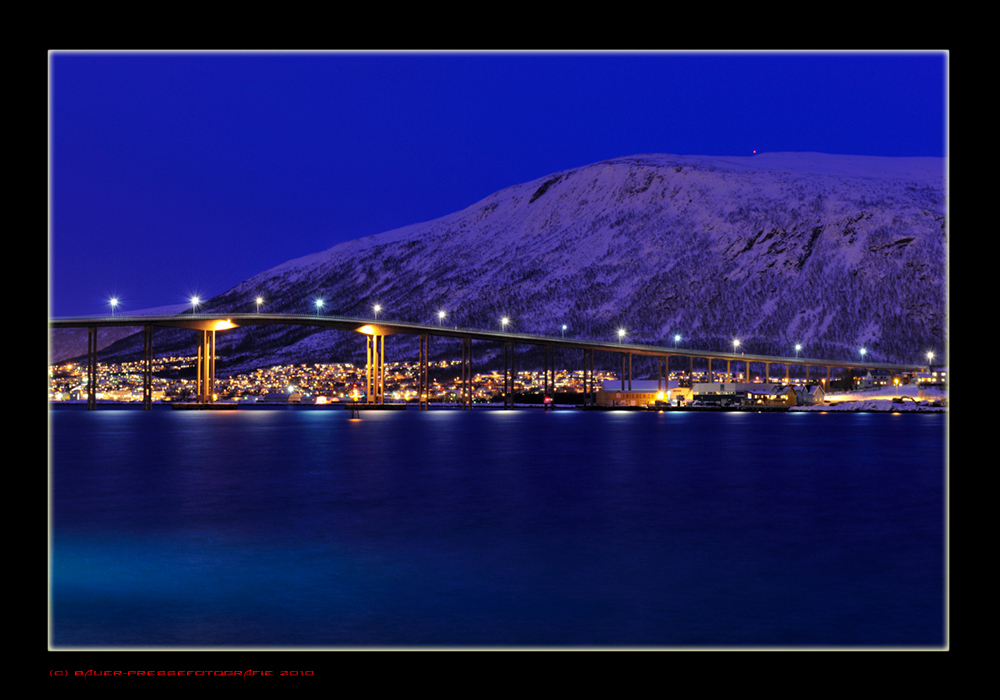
[
  {"x1": 926, "y1": 351, "x2": 934, "y2": 365},
  {"x1": 795, "y1": 343, "x2": 802, "y2": 358},
  {"x1": 315, "y1": 299, "x2": 325, "y2": 315},
  {"x1": 109, "y1": 297, "x2": 119, "y2": 316},
  {"x1": 501, "y1": 317, "x2": 510, "y2": 331},
  {"x1": 561, "y1": 324, "x2": 567, "y2": 338},
  {"x1": 373, "y1": 303, "x2": 381, "y2": 319},
  {"x1": 859, "y1": 347, "x2": 867, "y2": 360},
  {"x1": 255, "y1": 296, "x2": 264, "y2": 313},
  {"x1": 733, "y1": 338, "x2": 741, "y2": 354},
  {"x1": 674, "y1": 334, "x2": 681, "y2": 348},
  {"x1": 190, "y1": 296, "x2": 201, "y2": 313},
  {"x1": 618, "y1": 328, "x2": 626, "y2": 343},
  {"x1": 438, "y1": 310, "x2": 446, "y2": 326}
]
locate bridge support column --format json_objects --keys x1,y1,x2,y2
[
  {"x1": 461, "y1": 337, "x2": 472, "y2": 410},
  {"x1": 504, "y1": 342, "x2": 515, "y2": 409},
  {"x1": 87, "y1": 326, "x2": 97, "y2": 410},
  {"x1": 211, "y1": 330, "x2": 216, "y2": 400},
  {"x1": 366, "y1": 333, "x2": 385, "y2": 404},
  {"x1": 418, "y1": 334, "x2": 429, "y2": 410},
  {"x1": 143, "y1": 325, "x2": 152, "y2": 410},
  {"x1": 195, "y1": 330, "x2": 216, "y2": 403},
  {"x1": 583, "y1": 348, "x2": 594, "y2": 407},
  {"x1": 543, "y1": 345, "x2": 555, "y2": 409}
]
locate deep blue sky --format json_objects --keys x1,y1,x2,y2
[{"x1": 49, "y1": 51, "x2": 947, "y2": 318}]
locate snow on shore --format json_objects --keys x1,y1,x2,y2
[
  {"x1": 791, "y1": 385, "x2": 946, "y2": 412},
  {"x1": 791, "y1": 399, "x2": 945, "y2": 412}
]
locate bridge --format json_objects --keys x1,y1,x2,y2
[{"x1": 49, "y1": 313, "x2": 930, "y2": 410}]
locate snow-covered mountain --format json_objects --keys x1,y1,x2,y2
[{"x1": 67, "y1": 152, "x2": 947, "y2": 371}]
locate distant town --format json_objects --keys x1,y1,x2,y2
[{"x1": 48, "y1": 357, "x2": 947, "y2": 411}]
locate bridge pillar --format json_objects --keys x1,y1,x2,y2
[
  {"x1": 504, "y1": 342, "x2": 515, "y2": 409},
  {"x1": 543, "y1": 345, "x2": 555, "y2": 409},
  {"x1": 87, "y1": 326, "x2": 97, "y2": 410},
  {"x1": 143, "y1": 325, "x2": 152, "y2": 410},
  {"x1": 583, "y1": 348, "x2": 594, "y2": 407},
  {"x1": 418, "y1": 334, "x2": 429, "y2": 410},
  {"x1": 196, "y1": 329, "x2": 217, "y2": 403},
  {"x1": 461, "y1": 337, "x2": 472, "y2": 410},
  {"x1": 366, "y1": 333, "x2": 385, "y2": 404}
]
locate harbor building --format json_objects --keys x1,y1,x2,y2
[
  {"x1": 690, "y1": 382, "x2": 798, "y2": 407},
  {"x1": 595, "y1": 379, "x2": 669, "y2": 407}
]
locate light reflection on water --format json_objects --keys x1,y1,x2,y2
[{"x1": 50, "y1": 407, "x2": 945, "y2": 648}]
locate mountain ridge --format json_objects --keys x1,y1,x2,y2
[{"x1": 54, "y1": 152, "x2": 947, "y2": 371}]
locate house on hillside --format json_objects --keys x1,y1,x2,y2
[
  {"x1": 857, "y1": 369, "x2": 893, "y2": 389},
  {"x1": 915, "y1": 366, "x2": 947, "y2": 387},
  {"x1": 743, "y1": 385, "x2": 797, "y2": 407},
  {"x1": 797, "y1": 384, "x2": 826, "y2": 406}
]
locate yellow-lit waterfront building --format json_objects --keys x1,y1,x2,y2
[{"x1": 595, "y1": 380, "x2": 672, "y2": 407}]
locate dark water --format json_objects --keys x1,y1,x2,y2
[{"x1": 49, "y1": 406, "x2": 946, "y2": 648}]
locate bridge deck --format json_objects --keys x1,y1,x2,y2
[{"x1": 49, "y1": 313, "x2": 928, "y2": 372}]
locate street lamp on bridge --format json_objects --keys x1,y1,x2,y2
[
  {"x1": 255, "y1": 297, "x2": 264, "y2": 313},
  {"x1": 795, "y1": 343, "x2": 802, "y2": 358},
  {"x1": 618, "y1": 328, "x2": 626, "y2": 343},
  {"x1": 373, "y1": 304, "x2": 381, "y2": 319},
  {"x1": 561, "y1": 324, "x2": 567, "y2": 338},
  {"x1": 109, "y1": 297, "x2": 119, "y2": 316},
  {"x1": 674, "y1": 334, "x2": 681, "y2": 348},
  {"x1": 501, "y1": 317, "x2": 510, "y2": 331},
  {"x1": 190, "y1": 296, "x2": 201, "y2": 314},
  {"x1": 438, "y1": 310, "x2": 446, "y2": 326},
  {"x1": 315, "y1": 299, "x2": 325, "y2": 316}
]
